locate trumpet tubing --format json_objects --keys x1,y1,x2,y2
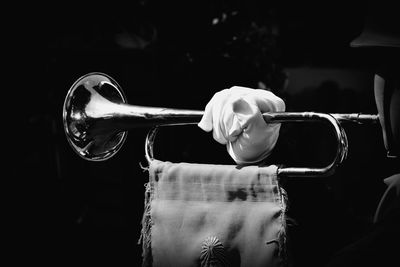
[{"x1": 63, "y1": 72, "x2": 379, "y2": 177}]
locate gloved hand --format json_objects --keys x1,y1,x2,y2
[{"x1": 198, "y1": 86, "x2": 285, "y2": 164}]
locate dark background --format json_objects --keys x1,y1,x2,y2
[{"x1": 11, "y1": 1, "x2": 399, "y2": 266}]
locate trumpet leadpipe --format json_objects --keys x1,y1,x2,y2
[{"x1": 63, "y1": 72, "x2": 379, "y2": 177}]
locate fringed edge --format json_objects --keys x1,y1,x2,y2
[
  {"x1": 138, "y1": 182, "x2": 153, "y2": 267},
  {"x1": 139, "y1": 161, "x2": 150, "y2": 172},
  {"x1": 277, "y1": 186, "x2": 289, "y2": 266}
]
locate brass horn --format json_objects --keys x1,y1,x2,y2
[{"x1": 63, "y1": 72, "x2": 379, "y2": 177}]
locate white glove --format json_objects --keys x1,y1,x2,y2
[{"x1": 198, "y1": 86, "x2": 285, "y2": 164}]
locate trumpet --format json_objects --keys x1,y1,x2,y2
[{"x1": 63, "y1": 72, "x2": 379, "y2": 177}]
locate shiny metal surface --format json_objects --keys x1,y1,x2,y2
[
  {"x1": 63, "y1": 72, "x2": 129, "y2": 161},
  {"x1": 63, "y1": 72, "x2": 203, "y2": 161},
  {"x1": 263, "y1": 112, "x2": 348, "y2": 177},
  {"x1": 63, "y1": 72, "x2": 379, "y2": 177},
  {"x1": 144, "y1": 112, "x2": 350, "y2": 177}
]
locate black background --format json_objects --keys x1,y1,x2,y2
[{"x1": 10, "y1": 1, "x2": 399, "y2": 266}]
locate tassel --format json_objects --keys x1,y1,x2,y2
[{"x1": 138, "y1": 182, "x2": 153, "y2": 267}]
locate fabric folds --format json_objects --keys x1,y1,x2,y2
[
  {"x1": 139, "y1": 160, "x2": 288, "y2": 267},
  {"x1": 198, "y1": 86, "x2": 285, "y2": 165}
]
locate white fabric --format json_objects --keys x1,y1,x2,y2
[{"x1": 198, "y1": 86, "x2": 285, "y2": 164}]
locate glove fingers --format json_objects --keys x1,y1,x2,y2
[
  {"x1": 228, "y1": 96, "x2": 281, "y2": 164},
  {"x1": 227, "y1": 115, "x2": 242, "y2": 142},
  {"x1": 198, "y1": 86, "x2": 285, "y2": 164},
  {"x1": 198, "y1": 99, "x2": 214, "y2": 132},
  {"x1": 249, "y1": 89, "x2": 286, "y2": 113},
  {"x1": 198, "y1": 89, "x2": 230, "y2": 142},
  {"x1": 226, "y1": 96, "x2": 257, "y2": 142}
]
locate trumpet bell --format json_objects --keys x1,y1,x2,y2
[
  {"x1": 63, "y1": 72, "x2": 379, "y2": 177},
  {"x1": 63, "y1": 72, "x2": 128, "y2": 161}
]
